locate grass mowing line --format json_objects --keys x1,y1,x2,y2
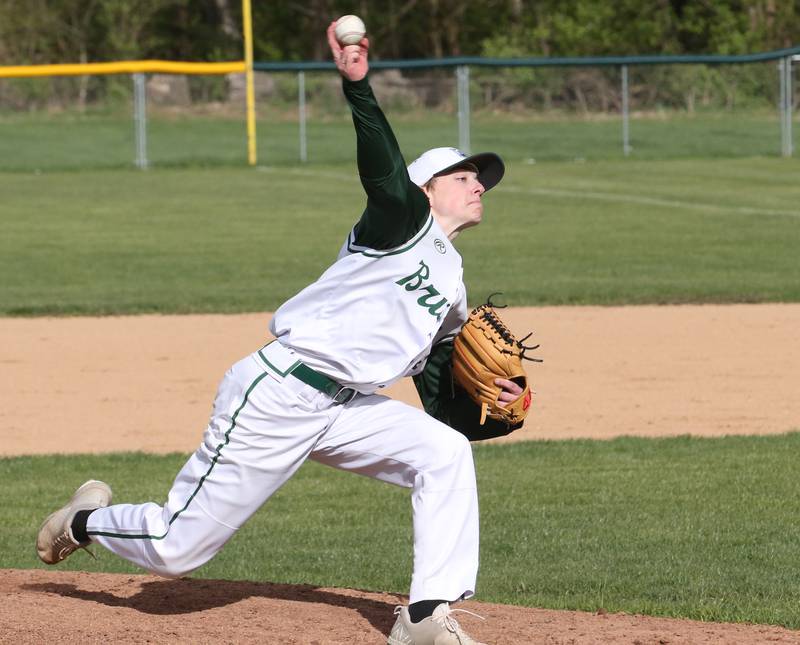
[
  {"x1": 255, "y1": 164, "x2": 800, "y2": 219},
  {"x1": 255, "y1": 165, "x2": 352, "y2": 180},
  {"x1": 499, "y1": 184, "x2": 800, "y2": 219},
  {"x1": 2, "y1": 159, "x2": 798, "y2": 314}
]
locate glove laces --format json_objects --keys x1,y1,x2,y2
[{"x1": 481, "y1": 293, "x2": 542, "y2": 362}]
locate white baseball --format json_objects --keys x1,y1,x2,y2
[{"x1": 335, "y1": 15, "x2": 366, "y2": 46}]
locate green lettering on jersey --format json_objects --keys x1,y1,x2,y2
[
  {"x1": 395, "y1": 260, "x2": 430, "y2": 291},
  {"x1": 396, "y1": 260, "x2": 449, "y2": 319},
  {"x1": 417, "y1": 286, "x2": 448, "y2": 317}
]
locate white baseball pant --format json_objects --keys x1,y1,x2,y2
[{"x1": 87, "y1": 341, "x2": 480, "y2": 603}]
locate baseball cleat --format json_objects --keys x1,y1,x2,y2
[
  {"x1": 387, "y1": 602, "x2": 486, "y2": 645},
  {"x1": 36, "y1": 479, "x2": 112, "y2": 564}
]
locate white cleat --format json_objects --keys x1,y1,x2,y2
[
  {"x1": 36, "y1": 479, "x2": 112, "y2": 564},
  {"x1": 387, "y1": 602, "x2": 487, "y2": 645}
]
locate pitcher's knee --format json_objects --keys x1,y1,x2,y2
[
  {"x1": 419, "y1": 427, "x2": 476, "y2": 488},
  {"x1": 149, "y1": 560, "x2": 196, "y2": 579},
  {"x1": 144, "y1": 537, "x2": 215, "y2": 578},
  {"x1": 436, "y1": 427, "x2": 473, "y2": 463},
  {"x1": 145, "y1": 550, "x2": 200, "y2": 578}
]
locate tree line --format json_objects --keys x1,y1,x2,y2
[
  {"x1": 1, "y1": 0, "x2": 798, "y2": 67},
  {"x1": 0, "y1": 1, "x2": 797, "y2": 114}
]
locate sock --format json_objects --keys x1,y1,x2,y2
[
  {"x1": 408, "y1": 599, "x2": 447, "y2": 623},
  {"x1": 70, "y1": 509, "x2": 94, "y2": 544}
]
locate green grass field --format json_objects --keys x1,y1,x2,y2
[
  {"x1": 1, "y1": 157, "x2": 798, "y2": 315},
  {"x1": 0, "y1": 110, "x2": 795, "y2": 172},
  {"x1": 4, "y1": 435, "x2": 800, "y2": 627}
]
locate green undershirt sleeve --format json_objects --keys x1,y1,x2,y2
[
  {"x1": 343, "y1": 76, "x2": 430, "y2": 250},
  {"x1": 413, "y1": 341, "x2": 522, "y2": 441}
]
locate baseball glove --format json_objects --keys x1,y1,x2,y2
[{"x1": 452, "y1": 294, "x2": 541, "y2": 426}]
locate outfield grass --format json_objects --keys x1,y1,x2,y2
[
  {"x1": 1, "y1": 157, "x2": 798, "y2": 315},
  {"x1": 0, "y1": 111, "x2": 794, "y2": 172},
  {"x1": 4, "y1": 434, "x2": 800, "y2": 627}
]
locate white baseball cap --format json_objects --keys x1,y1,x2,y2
[{"x1": 407, "y1": 147, "x2": 505, "y2": 192}]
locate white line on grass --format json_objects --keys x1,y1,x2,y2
[
  {"x1": 499, "y1": 185, "x2": 800, "y2": 219},
  {"x1": 257, "y1": 166, "x2": 800, "y2": 219},
  {"x1": 257, "y1": 166, "x2": 351, "y2": 180}
]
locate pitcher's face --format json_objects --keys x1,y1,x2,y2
[{"x1": 424, "y1": 169, "x2": 486, "y2": 234}]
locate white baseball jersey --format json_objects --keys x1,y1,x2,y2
[{"x1": 270, "y1": 213, "x2": 468, "y2": 393}]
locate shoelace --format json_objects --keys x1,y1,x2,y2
[
  {"x1": 433, "y1": 607, "x2": 486, "y2": 642},
  {"x1": 391, "y1": 604, "x2": 486, "y2": 644},
  {"x1": 53, "y1": 530, "x2": 96, "y2": 561}
]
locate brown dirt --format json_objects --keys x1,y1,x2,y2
[
  {"x1": 4, "y1": 569, "x2": 800, "y2": 645},
  {"x1": 2, "y1": 305, "x2": 799, "y2": 644}
]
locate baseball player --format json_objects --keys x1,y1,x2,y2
[{"x1": 37, "y1": 22, "x2": 524, "y2": 645}]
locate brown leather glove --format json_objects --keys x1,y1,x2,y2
[{"x1": 452, "y1": 297, "x2": 541, "y2": 426}]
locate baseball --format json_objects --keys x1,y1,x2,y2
[{"x1": 335, "y1": 15, "x2": 366, "y2": 46}]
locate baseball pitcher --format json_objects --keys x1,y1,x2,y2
[{"x1": 37, "y1": 19, "x2": 533, "y2": 645}]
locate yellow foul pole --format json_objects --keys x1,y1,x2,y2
[{"x1": 242, "y1": 0, "x2": 257, "y2": 165}]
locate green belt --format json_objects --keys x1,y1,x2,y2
[{"x1": 290, "y1": 362, "x2": 358, "y2": 405}]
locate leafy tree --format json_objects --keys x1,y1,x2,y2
[{"x1": 0, "y1": 0, "x2": 797, "y2": 111}]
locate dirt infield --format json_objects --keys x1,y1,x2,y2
[
  {"x1": 3, "y1": 304, "x2": 799, "y2": 455},
  {"x1": 3, "y1": 305, "x2": 799, "y2": 643}
]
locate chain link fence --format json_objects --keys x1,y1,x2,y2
[{"x1": 0, "y1": 51, "x2": 796, "y2": 172}]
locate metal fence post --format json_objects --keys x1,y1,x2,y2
[
  {"x1": 132, "y1": 73, "x2": 148, "y2": 169},
  {"x1": 298, "y1": 70, "x2": 307, "y2": 163},
  {"x1": 779, "y1": 56, "x2": 794, "y2": 157},
  {"x1": 779, "y1": 58, "x2": 787, "y2": 157},
  {"x1": 456, "y1": 65, "x2": 471, "y2": 154},
  {"x1": 785, "y1": 56, "x2": 794, "y2": 157},
  {"x1": 621, "y1": 64, "x2": 631, "y2": 156}
]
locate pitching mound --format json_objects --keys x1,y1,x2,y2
[{"x1": 4, "y1": 569, "x2": 799, "y2": 644}]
